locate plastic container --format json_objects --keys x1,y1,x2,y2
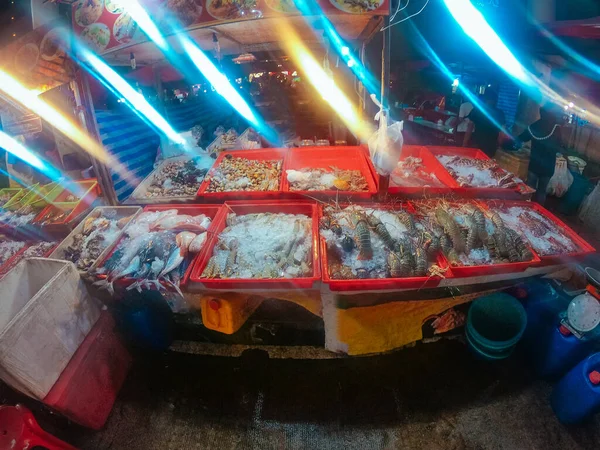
[
  {"x1": 552, "y1": 352, "x2": 600, "y2": 424},
  {"x1": 199, "y1": 293, "x2": 264, "y2": 334},
  {"x1": 0, "y1": 258, "x2": 101, "y2": 399},
  {"x1": 478, "y1": 200, "x2": 596, "y2": 265},
  {"x1": 95, "y1": 204, "x2": 223, "y2": 291},
  {"x1": 51, "y1": 179, "x2": 99, "y2": 206},
  {"x1": 24, "y1": 182, "x2": 64, "y2": 210},
  {"x1": 50, "y1": 206, "x2": 142, "y2": 274},
  {"x1": 189, "y1": 200, "x2": 321, "y2": 290},
  {"x1": 3, "y1": 184, "x2": 39, "y2": 211},
  {"x1": 466, "y1": 293, "x2": 527, "y2": 360},
  {"x1": 197, "y1": 149, "x2": 288, "y2": 201},
  {"x1": 282, "y1": 146, "x2": 377, "y2": 199},
  {"x1": 319, "y1": 202, "x2": 452, "y2": 291},
  {"x1": 43, "y1": 311, "x2": 131, "y2": 430},
  {"x1": 129, "y1": 155, "x2": 214, "y2": 203},
  {"x1": 33, "y1": 201, "x2": 92, "y2": 231},
  {"x1": 0, "y1": 188, "x2": 23, "y2": 207},
  {"x1": 426, "y1": 146, "x2": 525, "y2": 199},
  {"x1": 409, "y1": 199, "x2": 541, "y2": 277},
  {"x1": 388, "y1": 145, "x2": 458, "y2": 196}
]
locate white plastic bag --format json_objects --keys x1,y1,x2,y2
[
  {"x1": 579, "y1": 182, "x2": 600, "y2": 225},
  {"x1": 547, "y1": 156, "x2": 573, "y2": 198},
  {"x1": 368, "y1": 95, "x2": 404, "y2": 176}
]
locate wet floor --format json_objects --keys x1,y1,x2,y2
[{"x1": 21, "y1": 339, "x2": 600, "y2": 450}]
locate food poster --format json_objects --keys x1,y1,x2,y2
[
  {"x1": 0, "y1": 20, "x2": 76, "y2": 95},
  {"x1": 72, "y1": 0, "x2": 390, "y2": 54}
]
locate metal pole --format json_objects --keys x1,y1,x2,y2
[
  {"x1": 377, "y1": 15, "x2": 391, "y2": 201},
  {"x1": 75, "y1": 72, "x2": 119, "y2": 206}
]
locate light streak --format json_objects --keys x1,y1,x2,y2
[
  {"x1": 0, "y1": 70, "x2": 140, "y2": 186},
  {"x1": 293, "y1": 0, "x2": 380, "y2": 97},
  {"x1": 0, "y1": 70, "x2": 112, "y2": 165},
  {"x1": 177, "y1": 36, "x2": 279, "y2": 143},
  {"x1": 76, "y1": 48, "x2": 185, "y2": 146},
  {"x1": 111, "y1": 0, "x2": 168, "y2": 50},
  {"x1": 442, "y1": 0, "x2": 532, "y2": 85},
  {"x1": 277, "y1": 23, "x2": 372, "y2": 141},
  {"x1": 0, "y1": 131, "x2": 51, "y2": 174}
]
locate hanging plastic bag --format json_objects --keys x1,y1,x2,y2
[
  {"x1": 579, "y1": 182, "x2": 600, "y2": 225},
  {"x1": 368, "y1": 94, "x2": 404, "y2": 176},
  {"x1": 547, "y1": 156, "x2": 573, "y2": 198}
]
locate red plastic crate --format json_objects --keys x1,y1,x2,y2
[
  {"x1": 197, "y1": 149, "x2": 288, "y2": 201},
  {"x1": 43, "y1": 312, "x2": 131, "y2": 430},
  {"x1": 189, "y1": 201, "x2": 321, "y2": 290},
  {"x1": 96, "y1": 205, "x2": 223, "y2": 291},
  {"x1": 408, "y1": 199, "x2": 541, "y2": 278},
  {"x1": 426, "y1": 146, "x2": 491, "y2": 161},
  {"x1": 477, "y1": 200, "x2": 596, "y2": 266},
  {"x1": 281, "y1": 146, "x2": 377, "y2": 199},
  {"x1": 426, "y1": 146, "x2": 527, "y2": 199},
  {"x1": 318, "y1": 202, "x2": 452, "y2": 291},
  {"x1": 388, "y1": 145, "x2": 458, "y2": 195},
  {"x1": 33, "y1": 200, "x2": 92, "y2": 231},
  {"x1": 53, "y1": 179, "x2": 99, "y2": 205}
]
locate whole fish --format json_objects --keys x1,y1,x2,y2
[
  {"x1": 159, "y1": 245, "x2": 184, "y2": 279},
  {"x1": 189, "y1": 232, "x2": 207, "y2": 254},
  {"x1": 176, "y1": 231, "x2": 196, "y2": 257},
  {"x1": 94, "y1": 255, "x2": 141, "y2": 295}
]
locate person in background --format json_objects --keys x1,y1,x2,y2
[
  {"x1": 463, "y1": 90, "x2": 505, "y2": 157},
  {"x1": 518, "y1": 104, "x2": 562, "y2": 205},
  {"x1": 457, "y1": 99, "x2": 473, "y2": 133}
]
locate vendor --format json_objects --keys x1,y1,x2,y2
[
  {"x1": 463, "y1": 90, "x2": 505, "y2": 157},
  {"x1": 518, "y1": 104, "x2": 563, "y2": 205}
]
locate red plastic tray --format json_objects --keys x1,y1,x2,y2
[
  {"x1": 96, "y1": 204, "x2": 223, "y2": 291},
  {"x1": 43, "y1": 311, "x2": 131, "y2": 430},
  {"x1": 53, "y1": 178, "x2": 99, "y2": 205},
  {"x1": 477, "y1": 200, "x2": 596, "y2": 266},
  {"x1": 408, "y1": 199, "x2": 541, "y2": 278},
  {"x1": 189, "y1": 200, "x2": 321, "y2": 290},
  {"x1": 426, "y1": 146, "x2": 527, "y2": 199},
  {"x1": 33, "y1": 200, "x2": 92, "y2": 231},
  {"x1": 282, "y1": 146, "x2": 377, "y2": 199},
  {"x1": 318, "y1": 202, "x2": 453, "y2": 291},
  {"x1": 388, "y1": 145, "x2": 458, "y2": 195},
  {"x1": 197, "y1": 149, "x2": 288, "y2": 201}
]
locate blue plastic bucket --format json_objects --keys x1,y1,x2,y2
[{"x1": 466, "y1": 293, "x2": 527, "y2": 360}]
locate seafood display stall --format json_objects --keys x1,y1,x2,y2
[{"x1": 1, "y1": 2, "x2": 596, "y2": 361}]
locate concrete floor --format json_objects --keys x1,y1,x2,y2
[{"x1": 34, "y1": 339, "x2": 600, "y2": 450}]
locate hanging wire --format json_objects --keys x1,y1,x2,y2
[
  {"x1": 382, "y1": 0, "x2": 430, "y2": 31},
  {"x1": 389, "y1": 0, "x2": 410, "y2": 23}
]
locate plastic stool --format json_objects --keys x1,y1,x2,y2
[{"x1": 0, "y1": 404, "x2": 78, "y2": 450}]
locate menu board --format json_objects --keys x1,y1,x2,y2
[
  {"x1": 72, "y1": 0, "x2": 389, "y2": 54},
  {"x1": 0, "y1": 20, "x2": 76, "y2": 94}
]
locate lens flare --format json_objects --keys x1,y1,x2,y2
[
  {"x1": 409, "y1": 23, "x2": 509, "y2": 135},
  {"x1": 77, "y1": 48, "x2": 185, "y2": 146},
  {"x1": 0, "y1": 71, "x2": 113, "y2": 165},
  {"x1": 0, "y1": 131, "x2": 52, "y2": 174},
  {"x1": 177, "y1": 36, "x2": 279, "y2": 143},
  {"x1": 111, "y1": 0, "x2": 168, "y2": 50},
  {"x1": 442, "y1": 0, "x2": 531, "y2": 85},
  {"x1": 0, "y1": 70, "x2": 140, "y2": 187},
  {"x1": 293, "y1": 0, "x2": 379, "y2": 97},
  {"x1": 276, "y1": 23, "x2": 372, "y2": 141}
]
